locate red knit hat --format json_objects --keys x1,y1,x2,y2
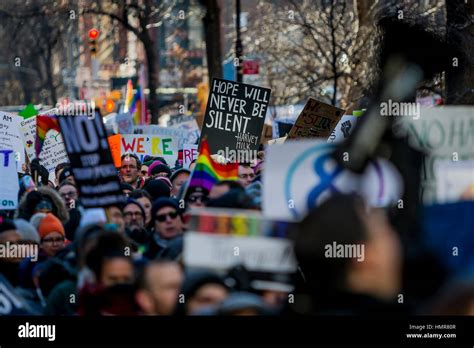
[{"x1": 38, "y1": 213, "x2": 65, "y2": 239}]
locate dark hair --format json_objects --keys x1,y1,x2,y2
[
  {"x1": 121, "y1": 153, "x2": 141, "y2": 169},
  {"x1": 214, "y1": 180, "x2": 244, "y2": 191},
  {"x1": 57, "y1": 181, "x2": 78, "y2": 191},
  {"x1": 55, "y1": 163, "x2": 69, "y2": 177},
  {"x1": 294, "y1": 194, "x2": 368, "y2": 296},
  {"x1": 129, "y1": 189, "x2": 152, "y2": 202}
]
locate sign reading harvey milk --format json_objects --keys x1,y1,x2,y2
[
  {"x1": 121, "y1": 134, "x2": 178, "y2": 165},
  {"x1": 287, "y1": 98, "x2": 344, "y2": 139},
  {"x1": 201, "y1": 78, "x2": 271, "y2": 157},
  {"x1": 58, "y1": 116, "x2": 124, "y2": 208},
  {"x1": 0, "y1": 149, "x2": 20, "y2": 209},
  {"x1": 263, "y1": 140, "x2": 403, "y2": 221},
  {"x1": 393, "y1": 106, "x2": 474, "y2": 203}
]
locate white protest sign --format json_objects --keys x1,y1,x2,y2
[
  {"x1": 435, "y1": 160, "x2": 474, "y2": 203},
  {"x1": 0, "y1": 150, "x2": 20, "y2": 209},
  {"x1": 263, "y1": 140, "x2": 403, "y2": 221},
  {"x1": 183, "y1": 144, "x2": 198, "y2": 169},
  {"x1": 169, "y1": 118, "x2": 201, "y2": 145},
  {"x1": 121, "y1": 134, "x2": 179, "y2": 166},
  {"x1": 327, "y1": 115, "x2": 358, "y2": 143},
  {"x1": 0, "y1": 112, "x2": 25, "y2": 172},
  {"x1": 20, "y1": 116, "x2": 69, "y2": 182},
  {"x1": 115, "y1": 113, "x2": 134, "y2": 134},
  {"x1": 393, "y1": 106, "x2": 474, "y2": 203},
  {"x1": 184, "y1": 232, "x2": 297, "y2": 273},
  {"x1": 134, "y1": 125, "x2": 189, "y2": 150}
]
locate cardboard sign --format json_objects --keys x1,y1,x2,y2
[
  {"x1": 183, "y1": 208, "x2": 297, "y2": 273},
  {"x1": 0, "y1": 111, "x2": 25, "y2": 172},
  {"x1": 121, "y1": 134, "x2": 178, "y2": 166},
  {"x1": 134, "y1": 125, "x2": 190, "y2": 150},
  {"x1": 327, "y1": 115, "x2": 358, "y2": 143},
  {"x1": 287, "y1": 98, "x2": 344, "y2": 139},
  {"x1": 260, "y1": 123, "x2": 273, "y2": 145},
  {"x1": 393, "y1": 106, "x2": 474, "y2": 203},
  {"x1": 267, "y1": 136, "x2": 287, "y2": 146},
  {"x1": 200, "y1": 78, "x2": 271, "y2": 157},
  {"x1": 58, "y1": 115, "x2": 125, "y2": 208},
  {"x1": 0, "y1": 150, "x2": 20, "y2": 209},
  {"x1": 183, "y1": 144, "x2": 198, "y2": 169},
  {"x1": 435, "y1": 160, "x2": 474, "y2": 203},
  {"x1": 263, "y1": 140, "x2": 403, "y2": 221},
  {"x1": 20, "y1": 116, "x2": 69, "y2": 181}
]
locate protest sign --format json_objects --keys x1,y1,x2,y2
[
  {"x1": 327, "y1": 115, "x2": 358, "y2": 144},
  {"x1": 58, "y1": 115, "x2": 124, "y2": 208},
  {"x1": 115, "y1": 113, "x2": 134, "y2": 134},
  {"x1": 20, "y1": 115, "x2": 69, "y2": 182},
  {"x1": 260, "y1": 123, "x2": 273, "y2": 145},
  {"x1": 263, "y1": 140, "x2": 403, "y2": 221},
  {"x1": 435, "y1": 160, "x2": 474, "y2": 203},
  {"x1": 200, "y1": 78, "x2": 271, "y2": 157},
  {"x1": 287, "y1": 98, "x2": 344, "y2": 139},
  {"x1": 393, "y1": 106, "x2": 474, "y2": 203},
  {"x1": 134, "y1": 125, "x2": 191, "y2": 150},
  {"x1": 0, "y1": 111, "x2": 25, "y2": 172},
  {"x1": 183, "y1": 144, "x2": 198, "y2": 169},
  {"x1": 121, "y1": 134, "x2": 179, "y2": 166},
  {"x1": 184, "y1": 208, "x2": 297, "y2": 273},
  {"x1": 0, "y1": 149, "x2": 20, "y2": 209},
  {"x1": 267, "y1": 136, "x2": 287, "y2": 146}
]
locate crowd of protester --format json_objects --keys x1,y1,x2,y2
[{"x1": 1, "y1": 148, "x2": 473, "y2": 316}]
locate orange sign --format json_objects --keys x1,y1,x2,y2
[{"x1": 107, "y1": 134, "x2": 121, "y2": 168}]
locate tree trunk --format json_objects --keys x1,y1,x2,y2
[
  {"x1": 445, "y1": 0, "x2": 474, "y2": 104},
  {"x1": 143, "y1": 34, "x2": 160, "y2": 124},
  {"x1": 200, "y1": 0, "x2": 223, "y2": 79}
]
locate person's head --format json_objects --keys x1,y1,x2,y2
[
  {"x1": 38, "y1": 213, "x2": 66, "y2": 257},
  {"x1": 140, "y1": 164, "x2": 149, "y2": 180},
  {"x1": 170, "y1": 169, "x2": 190, "y2": 198},
  {"x1": 151, "y1": 198, "x2": 184, "y2": 240},
  {"x1": 180, "y1": 271, "x2": 229, "y2": 315},
  {"x1": 136, "y1": 261, "x2": 184, "y2": 315},
  {"x1": 58, "y1": 182, "x2": 78, "y2": 211},
  {"x1": 294, "y1": 194, "x2": 402, "y2": 302},
  {"x1": 14, "y1": 219, "x2": 40, "y2": 245},
  {"x1": 58, "y1": 166, "x2": 76, "y2": 186},
  {"x1": 209, "y1": 180, "x2": 243, "y2": 200},
  {"x1": 123, "y1": 199, "x2": 145, "y2": 231},
  {"x1": 105, "y1": 205, "x2": 125, "y2": 234},
  {"x1": 238, "y1": 164, "x2": 255, "y2": 188},
  {"x1": 148, "y1": 161, "x2": 172, "y2": 179},
  {"x1": 120, "y1": 153, "x2": 140, "y2": 185},
  {"x1": 86, "y1": 232, "x2": 134, "y2": 287},
  {"x1": 129, "y1": 190, "x2": 153, "y2": 226},
  {"x1": 0, "y1": 218, "x2": 22, "y2": 263},
  {"x1": 143, "y1": 179, "x2": 171, "y2": 202},
  {"x1": 185, "y1": 186, "x2": 209, "y2": 209},
  {"x1": 120, "y1": 183, "x2": 134, "y2": 197}
]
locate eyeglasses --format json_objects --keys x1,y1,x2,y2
[
  {"x1": 155, "y1": 211, "x2": 179, "y2": 222},
  {"x1": 152, "y1": 172, "x2": 169, "y2": 178},
  {"x1": 42, "y1": 237, "x2": 65, "y2": 244},
  {"x1": 239, "y1": 173, "x2": 255, "y2": 179},
  {"x1": 124, "y1": 211, "x2": 143, "y2": 218},
  {"x1": 187, "y1": 194, "x2": 209, "y2": 203},
  {"x1": 60, "y1": 191, "x2": 77, "y2": 198}
]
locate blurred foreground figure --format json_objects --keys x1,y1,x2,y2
[{"x1": 294, "y1": 194, "x2": 410, "y2": 315}]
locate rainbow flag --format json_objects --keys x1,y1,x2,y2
[
  {"x1": 187, "y1": 139, "x2": 239, "y2": 192},
  {"x1": 36, "y1": 115, "x2": 60, "y2": 157},
  {"x1": 129, "y1": 86, "x2": 142, "y2": 125},
  {"x1": 123, "y1": 79, "x2": 134, "y2": 113}
]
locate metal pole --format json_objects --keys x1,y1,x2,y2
[{"x1": 235, "y1": 0, "x2": 243, "y2": 82}]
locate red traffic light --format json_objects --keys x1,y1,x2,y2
[{"x1": 88, "y1": 28, "x2": 99, "y2": 40}]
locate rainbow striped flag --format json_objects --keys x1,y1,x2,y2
[
  {"x1": 188, "y1": 139, "x2": 239, "y2": 192},
  {"x1": 123, "y1": 79, "x2": 134, "y2": 113},
  {"x1": 129, "y1": 86, "x2": 142, "y2": 125},
  {"x1": 35, "y1": 115, "x2": 60, "y2": 157}
]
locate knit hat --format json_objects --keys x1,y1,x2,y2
[
  {"x1": 14, "y1": 219, "x2": 40, "y2": 244},
  {"x1": 30, "y1": 213, "x2": 47, "y2": 230},
  {"x1": 170, "y1": 168, "x2": 190, "y2": 184},
  {"x1": 58, "y1": 166, "x2": 74, "y2": 185},
  {"x1": 144, "y1": 179, "x2": 171, "y2": 201},
  {"x1": 124, "y1": 198, "x2": 145, "y2": 218},
  {"x1": 38, "y1": 213, "x2": 65, "y2": 239},
  {"x1": 155, "y1": 176, "x2": 172, "y2": 189},
  {"x1": 151, "y1": 198, "x2": 181, "y2": 222},
  {"x1": 148, "y1": 162, "x2": 172, "y2": 177}
]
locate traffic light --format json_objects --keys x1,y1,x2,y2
[{"x1": 88, "y1": 28, "x2": 99, "y2": 56}]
